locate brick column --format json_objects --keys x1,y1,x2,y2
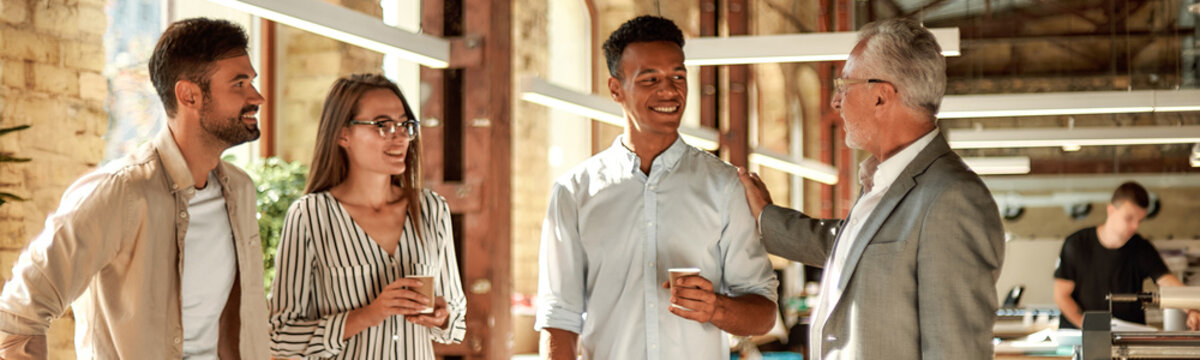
[{"x1": 0, "y1": 0, "x2": 110, "y2": 357}]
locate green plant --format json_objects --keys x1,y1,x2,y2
[
  {"x1": 0, "y1": 125, "x2": 32, "y2": 207},
  {"x1": 241, "y1": 156, "x2": 308, "y2": 290}
]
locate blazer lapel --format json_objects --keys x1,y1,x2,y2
[{"x1": 830, "y1": 133, "x2": 953, "y2": 293}]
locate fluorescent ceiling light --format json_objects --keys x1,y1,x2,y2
[
  {"x1": 961, "y1": 156, "x2": 1030, "y2": 175},
  {"x1": 520, "y1": 75, "x2": 838, "y2": 184},
  {"x1": 938, "y1": 89, "x2": 1200, "y2": 119},
  {"x1": 994, "y1": 191, "x2": 1112, "y2": 209},
  {"x1": 947, "y1": 125, "x2": 1200, "y2": 149},
  {"x1": 206, "y1": 0, "x2": 450, "y2": 68},
  {"x1": 519, "y1": 75, "x2": 719, "y2": 151},
  {"x1": 983, "y1": 173, "x2": 1200, "y2": 192},
  {"x1": 683, "y1": 28, "x2": 959, "y2": 66},
  {"x1": 749, "y1": 148, "x2": 839, "y2": 185}
]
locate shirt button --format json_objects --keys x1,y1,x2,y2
[
  {"x1": 826, "y1": 335, "x2": 837, "y2": 342},
  {"x1": 174, "y1": 337, "x2": 181, "y2": 344},
  {"x1": 649, "y1": 262, "x2": 655, "y2": 267},
  {"x1": 647, "y1": 221, "x2": 653, "y2": 227},
  {"x1": 179, "y1": 211, "x2": 188, "y2": 219}
]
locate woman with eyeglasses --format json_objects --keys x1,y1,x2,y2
[{"x1": 268, "y1": 73, "x2": 465, "y2": 359}]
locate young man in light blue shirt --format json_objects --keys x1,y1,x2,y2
[{"x1": 535, "y1": 15, "x2": 778, "y2": 360}]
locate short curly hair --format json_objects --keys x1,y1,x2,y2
[
  {"x1": 149, "y1": 18, "x2": 250, "y2": 117},
  {"x1": 602, "y1": 15, "x2": 685, "y2": 79}
]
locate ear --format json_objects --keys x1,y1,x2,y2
[
  {"x1": 337, "y1": 126, "x2": 352, "y2": 148},
  {"x1": 175, "y1": 80, "x2": 203, "y2": 112},
  {"x1": 872, "y1": 83, "x2": 897, "y2": 113},
  {"x1": 608, "y1": 77, "x2": 624, "y2": 102}
]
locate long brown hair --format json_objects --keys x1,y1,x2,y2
[{"x1": 305, "y1": 73, "x2": 424, "y2": 240}]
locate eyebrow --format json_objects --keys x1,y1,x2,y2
[
  {"x1": 634, "y1": 66, "x2": 687, "y2": 78},
  {"x1": 230, "y1": 73, "x2": 256, "y2": 82},
  {"x1": 370, "y1": 114, "x2": 409, "y2": 121}
]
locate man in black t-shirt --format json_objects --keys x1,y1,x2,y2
[{"x1": 1053, "y1": 181, "x2": 1200, "y2": 329}]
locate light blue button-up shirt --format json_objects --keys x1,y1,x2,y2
[{"x1": 535, "y1": 136, "x2": 779, "y2": 360}]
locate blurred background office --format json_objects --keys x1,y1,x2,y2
[{"x1": 0, "y1": 0, "x2": 1197, "y2": 359}]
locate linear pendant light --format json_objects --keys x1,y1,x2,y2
[
  {"x1": 683, "y1": 28, "x2": 960, "y2": 66},
  {"x1": 960, "y1": 156, "x2": 1031, "y2": 175},
  {"x1": 938, "y1": 89, "x2": 1200, "y2": 119},
  {"x1": 206, "y1": 0, "x2": 451, "y2": 68},
  {"x1": 947, "y1": 125, "x2": 1200, "y2": 149},
  {"x1": 520, "y1": 75, "x2": 839, "y2": 184}
]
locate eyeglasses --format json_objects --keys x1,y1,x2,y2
[
  {"x1": 349, "y1": 116, "x2": 419, "y2": 140},
  {"x1": 833, "y1": 78, "x2": 890, "y2": 94}
]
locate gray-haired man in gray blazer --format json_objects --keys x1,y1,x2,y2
[{"x1": 739, "y1": 18, "x2": 1005, "y2": 360}]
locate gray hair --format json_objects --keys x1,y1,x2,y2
[{"x1": 856, "y1": 18, "x2": 946, "y2": 119}]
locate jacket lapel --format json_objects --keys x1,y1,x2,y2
[{"x1": 829, "y1": 133, "x2": 953, "y2": 297}]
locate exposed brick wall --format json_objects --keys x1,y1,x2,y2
[
  {"x1": 274, "y1": 0, "x2": 384, "y2": 166},
  {"x1": 0, "y1": 0, "x2": 110, "y2": 357}
]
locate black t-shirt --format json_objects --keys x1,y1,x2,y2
[{"x1": 1054, "y1": 227, "x2": 1169, "y2": 328}]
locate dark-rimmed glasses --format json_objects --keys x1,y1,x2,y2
[
  {"x1": 349, "y1": 116, "x2": 419, "y2": 139},
  {"x1": 833, "y1": 78, "x2": 891, "y2": 93}
]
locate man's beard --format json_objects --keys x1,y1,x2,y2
[{"x1": 199, "y1": 97, "x2": 260, "y2": 147}]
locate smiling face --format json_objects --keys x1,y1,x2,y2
[
  {"x1": 608, "y1": 41, "x2": 688, "y2": 138},
  {"x1": 339, "y1": 88, "x2": 412, "y2": 177},
  {"x1": 198, "y1": 54, "x2": 263, "y2": 147}
]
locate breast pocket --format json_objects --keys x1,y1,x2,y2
[
  {"x1": 323, "y1": 263, "x2": 382, "y2": 306},
  {"x1": 862, "y1": 239, "x2": 907, "y2": 256}
]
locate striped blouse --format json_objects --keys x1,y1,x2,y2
[{"x1": 269, "y1": 190, "x2": 467, "y2": 359}]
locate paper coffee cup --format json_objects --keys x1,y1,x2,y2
[
  {"x1": 669, "y1": 267, "x2": 702, "y2": 289},
  {"x1": 407, "y1": 275, "x2": 435, "y2": 314},
  {"x1": 668, "y1": 268, "x2": 701, "y2": 311}
]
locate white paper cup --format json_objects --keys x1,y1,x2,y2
[{"x1": 668, "y1": 268, "x2": 701, "y2": 311}]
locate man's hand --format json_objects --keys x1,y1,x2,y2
[
  {"x1": 737, "y1": 167, "x2": 773, "y2": 221},
  {"x1": 660, "y1": 275, "x2": 776, "y2": 336},
  {"x1": 1188, "y1": 310, "x2": 1200, "y2": 331},
  {"x1": 405, "y1": 296, "x2": 450, "y2": 329},
  {"x1": 662, "y1": 275, "x2": 720, "y2": 323}
]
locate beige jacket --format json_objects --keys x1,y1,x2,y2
[{"x1": 0, "y1": 130, "x2": 270, "y2": 359}]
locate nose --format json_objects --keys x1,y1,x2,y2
[
  {"x1": 831, "y1": 91, "x2": 844, "y2": 111},
  {"x1": 248, "y1": 83, "x2": 265, "y2": 105}
]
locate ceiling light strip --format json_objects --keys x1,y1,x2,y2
[
  {"x1": 947, "y1": 125, "x2": 1200, "y2": 149},
  {"x1": 961, "y1": 156, "x2": 1031, "y2": 175},
  {"x1": 206, "y1": 0, "x2": 450, "y2": 68},
  {"x1": 939, "y1": 89, "x2": 1200, "y2": 119},
  {"x1": 683, "y1": 28, "x2": 960, "y2": 66}
]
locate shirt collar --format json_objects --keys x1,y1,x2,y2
[
  {"x1": 608, "y1": 135, "x2": 689, "y2": 175},
  {"x1": 153, "y1": 128, "x2": 230, "y2": 194},
  {"x1": 859, "y1": 128, "x2": 940, "y2": 192}
]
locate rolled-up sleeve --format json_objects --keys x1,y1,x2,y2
[
  {"x1": 428, "y1": 198, "x2": 466, "y2": 344},
  {"x1": 719, "y1": 178, "x2": 779, "y2": 303},
  {"x1": 0, "y1": 172, "x2": 130, "y2": 358},
  {"x1": 534, "y1": 184, "x2": 587, "y2": 334},
  {"x1": 268, "y1": 200, "x2": 349, "y2": 358}
]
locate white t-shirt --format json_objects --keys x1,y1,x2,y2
[{"x1": 181, "y1": 172, "x2": 238, "y2": 359}]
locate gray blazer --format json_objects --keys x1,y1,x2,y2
[{"x1": 761, "y1": 133, "x2": 1005, "y2": 360}]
